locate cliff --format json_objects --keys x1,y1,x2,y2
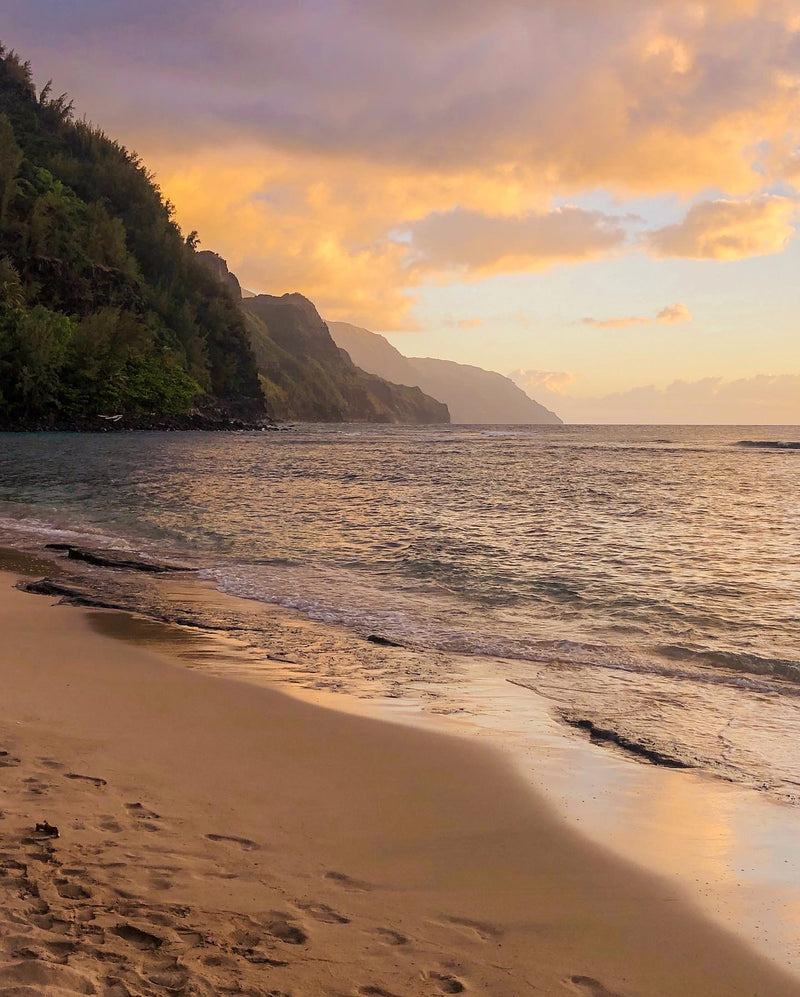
[
  {"x1": 328, "y1": 322, "x2": 562, "y2": 425},
  {"x1": 242, "y1": 295, "x2": 450, "y2": 423},
  {"x1": 0, "y1": 44, "x2": 264, "y2": 426}
]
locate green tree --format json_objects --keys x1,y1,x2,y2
[
  {"x1": 0, "y1": 112, "x2": 22, "y2": 230},
  {"x1": 0, "y1": 304, "x2": 74, "y2": 418}
]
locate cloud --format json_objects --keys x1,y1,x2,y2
[
  {"x1": 647, "y1": 195, "x2": 798, "y2": 259},
  {"x1": 509, "y1": 369, "x2": 577, "y2": 396},
  {"x1": 582, "y1": 315, "x2": 651, "y2": 329},
  {"x1": 403, "y1": 207, "x2": 628, "y2": 276},
  {"x1": 9, "y1": 1, "x2": 800, "y2": 194},
  {"x1": 582, "y1": 303, "x2": 693, "y2": 328},
  {"x1": 7, "y1": 1, "x2": 799, "y2": 325},
  {"x1": 509, "y1": 371, "x2": 800, "y2": 424},
  {"x1": 656, "y1": 302, "x2": 692, "y2": 323},
  {"x1": 157, "y1": 150, "x2": 632, "y2": 326},
  {"x1": 443, "y1": 317, "x2": 483, "y2": 329}
]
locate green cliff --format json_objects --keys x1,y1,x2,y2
[
  {"x1": 0, "y1": 44, "x2": 449, "y2": 428},
  {"x1": 242, "y1": 292, "x2": 449, "y2": 423},
  {"x1": 0, "y1": 44, "x2": 264, "y2": 427}
]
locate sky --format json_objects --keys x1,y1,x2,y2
[{"x1": 5, "y1": 0, "x2": 800, "y2": 422}]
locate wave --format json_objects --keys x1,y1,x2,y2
[
  {"x1": 736, "y1": 440, "x2": 800, "y2": 450},
  {"x1": 197, "y1": 563, "x2": 800, "y2": 695},
  {"x1": 0, "y1": 513, "x2": 138, "y2": 554},
  {"x1": 656, "y1": 643, "x2": 800, "y2": 684}
]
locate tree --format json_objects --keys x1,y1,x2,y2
[{"x1": 0, "y1": 113, "x2": 22, "y2": 230}]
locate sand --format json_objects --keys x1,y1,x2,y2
[{"x1": 1, "y1": 568, "x2": 798, "y2": 997}]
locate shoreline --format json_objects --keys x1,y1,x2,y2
[
  {"x1": 2, "y1": 568, "x2": 800, "y2": 995},
  {"x1": 6, "y1": 540, "x2": 800, "y2": 981}
]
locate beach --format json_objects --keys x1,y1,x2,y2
[{"x1": 2, "y1": 566, "x2": 799, "y2": 997}]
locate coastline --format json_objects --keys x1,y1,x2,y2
[{"x1": 2, "y1": 567, "x2": 800, "y2": 996}]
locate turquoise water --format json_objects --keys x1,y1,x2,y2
[{"x1": 1, "y1": 424, "x2": 798, "y2": 794}]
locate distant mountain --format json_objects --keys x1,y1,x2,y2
[
  {"x1": 328, "y1": 322, "x2": 562, "y2": 425},
  {"x1": 241, "y1": 294, "x2": 449, "y2": 424}
]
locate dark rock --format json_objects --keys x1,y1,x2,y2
[
  {"x1": 0, "y1": 396, "x2": 279, "y2": 434},
  {"x1": 366, "y1": 634, "x2": 404, "y2": 648},
  {"x1": 22, "y1": 578, "x2": 126, "y2": 611},
  {"x1": 196, "y1": 250, "x2": 243, "y2": 299},
  {"x1": 563, "y1": 715, "x2": 694, "y2": 769},
  {"x1": 44, "y1": 545, "x2": 191, "y2": 574}
]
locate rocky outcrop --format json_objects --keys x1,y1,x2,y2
[
  {"x1": 0, "y1": 395, "x2": 275, "y2": 433},
  {"x1": 242, "y1": 294, "x2": 450, "y2": 423},
  {"x1": 196, "y1": 251, "x2": 244, "y2": 299},
  {"x1": 43, "y1": 544, "x2": 192, "y2": 573},
  {"x1": 328, "y1": 322, "x2": 562, "y2": 425}
]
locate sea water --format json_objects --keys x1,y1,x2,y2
[
  {"x1": 0, "y1": 424, "x2": 798, "y2": 797},
  {"x1": 2, "y1": 424, "x2": 800, "y2": 974}
]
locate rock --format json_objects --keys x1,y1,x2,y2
[
  {"x1": 44, "y1": 545, "x2": 191, "y2": 574},
  {"x1": 366, "y1": 634, "x2": 404, "y2": 648}
]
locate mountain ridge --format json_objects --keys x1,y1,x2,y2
[
  {"x1": 195, "y1": 251, "x2": 449, "y2": 424},
  {"x1": 328, "y1": 321, "x2": 562, "y2": 424},
  {"x1": 241, "y1": 292, "x2": 449, "y2": 424}
]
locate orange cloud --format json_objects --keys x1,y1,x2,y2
[
  {"x1": 403, "y1": 207, "x2": 628, "y2": 277},
  {"x1": 582, "y1": 303, "x2": 693, "y2": 328},
  {"x1": 647, "y1": 196, "x2": 798, "y2": 259},
  {"x1": 87, "y1": 2, "x2": 798, "y2": 326},
  {"x1": 156, "y1": 150, "x2": 631, "y2": 327},
  {"x1": 656, "y1": 303, "x2": 692, "y2": 323},
  {"x1": 510, "y1": 370, "x2": 577, "y2": 396}
]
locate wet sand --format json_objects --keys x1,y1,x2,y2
[{"x1": 1, "y1": 569, "x2": 799, "y2": 997}]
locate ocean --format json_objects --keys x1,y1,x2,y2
[{"x1": 0, "y1": 424, "x2": 798, "y2": 800}]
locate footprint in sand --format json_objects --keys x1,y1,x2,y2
[
  {"x1": 0, "y1": 959, "x2": 95, "y2": 995},
  {"x1": 55, "y1": 879, "x2": 92, "y2": 900},
  {"x1": 65, "y1": 772, "x2": 107, "y2": 787},
  {"x1": 205, "y1": 833, "x2": 261, "y2": 851},
  {"x1": 147, "y1": 963, "x2": 191, "y2": 991},
  {"x1": 267, "y1": 918, "x2": 308, "y2": 945},
  {"x1": 22, "y1": 776, "x2": 50, "y2": 795},
  {"x1": 427, "y1": 971, "x2": 466, "y2": 994},
  {"x1": 566, "y1": 975, "x2": 626, "y2": 997},
  {"x1": 358, "y1": 987, "x2": 401, "y2": 997},
  {"x1": 440, "y1": 914, "x2": 502, "y2": 942},
  {"x1": 375, "y1": 927, "x2": 408, "y2": 946},
  {"x1": 297, "y1": 901, "x2": 350, "y2": 924},
  {"x1": 148, "y1": 873, "x2": 173, "y2": 892},
  {"x1": 112, "y1": 923, "x2": 165, "y2": 950},
  {"x1": 324, "y1": 870, "x2": 372, "y2": 892},
  {"x1": 126, "y1": 801, "x2": 160, "y2": 819},
  {"x1": 0, "y1": 750, "x2": 21, "y2": 768},
  {"x1": 99, "y1": 817, "x2": 124, "y2": 833},
  {"x1": 176, "y1": 927, "x2": 206, "y2": 947},
  {"x1": 38, "y1": 757, "x2": 64, "y2": 770},
  {"x1": 125, "y1": 801, "x2": 163, "y2": 832}
]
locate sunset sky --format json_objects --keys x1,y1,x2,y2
[{"x1": 6, "y1": 0, "x2": 800, "y2": 421}]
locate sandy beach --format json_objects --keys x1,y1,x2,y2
[{"x1": 1, "y1": 567, "x2": 799, "y2": 997}]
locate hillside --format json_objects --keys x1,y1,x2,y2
[
  {"x1": 242, "y1": 293, "x2": 449, "y2": 423},
  {"x1": 0, "y1": 44, "x2": 264, "y2": 427},
  {"x1": 328, "y1": 322, "x2": 562, "y2": 424}
]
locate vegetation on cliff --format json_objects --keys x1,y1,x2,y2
[
  {"x1": 242, "y1": 293, "x2": 449, "y2": 424},
  {"x1": 0, "y1": 45, "x2": 263, "y2": 425}
]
